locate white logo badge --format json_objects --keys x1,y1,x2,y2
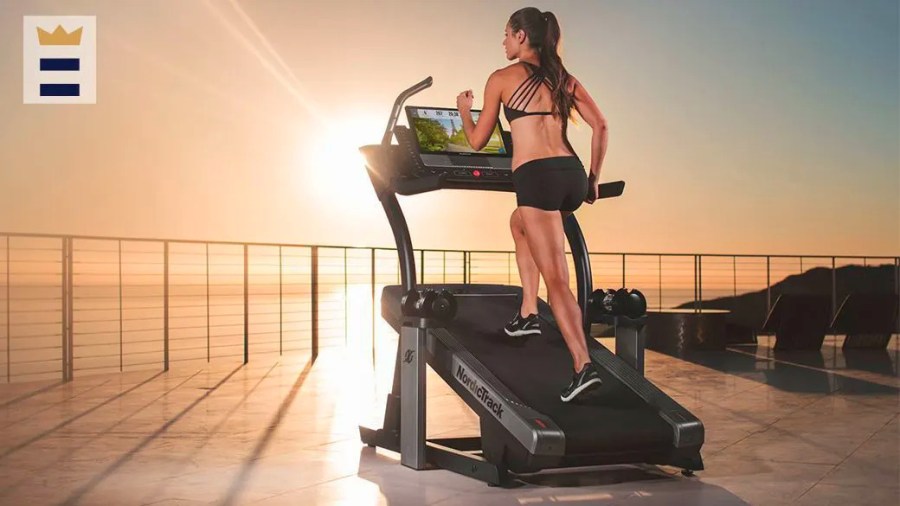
[{"x1": 23, "y1": 16, "x2": 97, "y2": 104}]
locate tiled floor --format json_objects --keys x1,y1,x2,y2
[{"x1": 0, "y1": 337, "x2": 897, "y2": 505}]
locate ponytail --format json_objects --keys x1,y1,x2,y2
[{"x1": 538, "y1": 12, "x2": 576, "y2": 143}]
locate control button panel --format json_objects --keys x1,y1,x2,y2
[{"x1": 445, "y1": 167, "x2": 511, "y2": 180}]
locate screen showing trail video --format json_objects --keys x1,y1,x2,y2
[{"x1": 409, "y1": 108, "x2": 507, "y2": 155}]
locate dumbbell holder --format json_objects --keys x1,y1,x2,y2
[{"x1": 594, "y1": 314, "x2": 648, "y2": 376}]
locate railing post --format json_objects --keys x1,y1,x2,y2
[
  {"x1": 243, "y1": 244, "x2": 249, "y2": 364},
  {"x1": 831, "y1": 257, "x2": 837, "y2": 320},
  {"x1": 279, "y1": 246, "x2": 283, "y2": 356},
  {"x1": 164, "y1": 241, "x2": 169, "y2": 371},
  {"x1": 206, "y1": 243, "x2": 210, "y2": 362},
  {"x1": 766, "y1": 255, "x2": 771, "y2": 315},
  {"x1": 733, "y1": 255, "x2": 737, "y2": 299},
  {"x1": 67, "y1": 238, "x2": 74, "y2": 381},
  {"x1": 658, "y1": 255, "x2": 662, "y2": 311},
  {"x1": 698, "y1": 255, "x2": 703, "y2": 313},
  {"x1": 118, "y1": 240, "x2": 123, "y2": 372},
  {"x1": 621, "y1": 254, "x2": 626, "y2": 287},
  {"x1": 59, "y1": 238, "x2": 64, "y2": 382},
  {"x1": 371, "y1": 248, "x2": 376, "y2": 367},
  {"x1": 420, "y1": 249, "x2": 425, "y2": 284},
  {"x1": 463, "y1": 251, "x2": 468, "y2": 284},
  {"x1": 894, "y1": 257, "x2": 899, "y2": 336},
  {"x1": 344, "y1": 248, "x2": 349, "y2": 346},
  {"x1": 311, "y1": 246, "x2": 319, "y2": 362},
  {"x1": 5, "y1": 236, "x2": 10, "y2": 383},
  {"x1": 693, "y1": 255, "x2": 698, "y2": 314},
  {"x1": 61, "y1": 237, "x2": 69, "y2": 382},
  {"x1": 895, "y1": 257, "x2": 899, "y2": 336}
]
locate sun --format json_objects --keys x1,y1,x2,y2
[{"x1": 305, "y1": 114, "x2": 383, "y2": 204}]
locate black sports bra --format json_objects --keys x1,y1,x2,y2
[{"x1": 503, "y1": 62, "x2": 554, "y2": 123}]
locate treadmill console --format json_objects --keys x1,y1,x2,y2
[
  {"x1": 361, "y1": 126, "x2": 624, "y2": 199},
  {"x1": 393, "y1": 125, "x2": 514, "y2": 186}
]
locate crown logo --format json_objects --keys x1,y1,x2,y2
[{"x1": 37, "y1": 25, "x2": 83, "y2": 46}]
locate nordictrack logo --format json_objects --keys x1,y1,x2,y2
[{"x1": 455, "y1": 364, "x2": 504, "y2": 419}]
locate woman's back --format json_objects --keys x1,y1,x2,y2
[{"x1": 500, "y1": 62, "x2": 578, "y2": 169}]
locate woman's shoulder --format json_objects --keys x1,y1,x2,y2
[
  {"x1": 495, "y1": 62, "x2": 531, "y2": 76},
  {"x1": 565, "y1": 73, "x2": 581, "y2": 94}
]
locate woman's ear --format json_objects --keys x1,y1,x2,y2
[{"x1": 517, "y1": 30, "x2": 527, "y2": 44}]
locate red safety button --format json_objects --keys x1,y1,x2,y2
[{"x1": 472, "y1": 170, "x2": 481, "y2": 177}]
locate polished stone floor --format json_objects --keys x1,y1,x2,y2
[{"x1": 0, "y1": 336, "x2": 897, "y2": 505}]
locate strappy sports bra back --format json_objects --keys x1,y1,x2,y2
[{"x1": 503, "y1": 62, "x2": 554, "y2": 123}]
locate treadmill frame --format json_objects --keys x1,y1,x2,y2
[{"x1": 358, "y1": 77, "x2": 703, "y2": 486}]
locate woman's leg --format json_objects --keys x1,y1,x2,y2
[
  {"x1": 517, "y1": 206, "x2": 591, "y2": 371},
  {"x1": 510, "y1": 208, "x2": 540, "y2": 317}
]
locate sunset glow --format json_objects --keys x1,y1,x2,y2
[{"x1": 0, "y1": 0, "x2": 896, "y2": 255}]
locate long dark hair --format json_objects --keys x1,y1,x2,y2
[{"x1": 508, "y1": 7, "x2": 576, "y2": 137}]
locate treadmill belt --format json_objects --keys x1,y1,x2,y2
[{"x1": 386, "y1": 285, "x2": 673, "y2": 455}]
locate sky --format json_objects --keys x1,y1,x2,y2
[{"x1": 0, "y1": 0, "x2": 897, "y2": 257}]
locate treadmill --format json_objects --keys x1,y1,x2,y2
[{"x1": 358, "y1": 77, "x2": 704, "y2": 486}]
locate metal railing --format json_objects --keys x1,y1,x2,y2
[{"x1": 0, "y1": 232, "x2": 897, "y2": 383}]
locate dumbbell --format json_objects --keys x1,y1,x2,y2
[
  {"x1": 401, "y1": 288, "x2": 458, "y2": 321},
  {"x1": 432, "y1": 289, "x2": 458, "y2": 320},
  {"x1": 587, "y1": 288, "x2": 630, "y2": 319},
  {"x1": 587, "y1": 288, "x2": 647, "y2": 319},
  {"x1": 625, "y1": 289, "x2": 647, "y2": 318}
]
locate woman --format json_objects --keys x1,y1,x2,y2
[{"x1": 456, "y1": 7, "x2": 609, "y2": 403}]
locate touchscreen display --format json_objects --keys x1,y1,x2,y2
[{"x1": 407, "y1": 107, "x2": 507, "y2": 155}]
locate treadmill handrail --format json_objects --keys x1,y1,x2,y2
[{"x1": 382, "y1": 77, "x2": 433, "y2": 146}]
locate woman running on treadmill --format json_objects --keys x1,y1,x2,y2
[{"x1": 455, "y1": 7, "x2": 609, "y2": 403}]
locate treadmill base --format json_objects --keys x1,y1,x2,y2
[
  {"x1": 359, "y1": 425, "x2": 703, "y2": 487},
  {"x1": 360, "y1": 426, "x2": 517, "y2": 487}
]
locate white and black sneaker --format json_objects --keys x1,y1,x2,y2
[
  {"x1": 503, "y1": 312, "x2": 541, "y2": 338},
  {"x1": 560, "y1": 363, "x2": 603, "y2": 402}
]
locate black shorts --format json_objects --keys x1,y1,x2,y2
[{"x1": 512, "y1": 156, "x2": 588, "y2": 213}]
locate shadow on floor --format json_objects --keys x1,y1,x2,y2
[
  {"x1": 59, "y1": 366, "x2": 245, "y2": 505},
  {"x1": 0, "y1": 381, "x2": 66, "y2": 409},
  {"x1": 357, "y1": 449, "x2": 750, "y2": 505},
  {"x1": 220, "y1": 362, "x2": 314, "y2": 506},
  {"x1": 0, "y1": 372, "x2": 165, "y2": 461}
]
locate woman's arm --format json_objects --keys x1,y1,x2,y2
[
  {"x1": 457, "y1": 71, "x2": 503, "y2": 151},
  {"x1": 569, "y1": 76, "x2": 608, "y2": 178}
]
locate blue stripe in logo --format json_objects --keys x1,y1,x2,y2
[
  {"x1": 40, "y1": 83, "x2": 80, "y2": 96},
  {"x1": 40, "y1": 58, "x2": 80, "y2": 71}
]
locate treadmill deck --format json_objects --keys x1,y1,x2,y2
[{"x1": 382, "y1": 284, "x2": 673, "y2": 455}]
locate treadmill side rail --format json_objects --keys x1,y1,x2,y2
[{"x1": 589, "y1": 345, "x2": 705, "y2": 449}]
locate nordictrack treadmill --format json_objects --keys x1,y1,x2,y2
[{"x1": 358, "y1": 77, "x2": 704, "y2": 486}]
